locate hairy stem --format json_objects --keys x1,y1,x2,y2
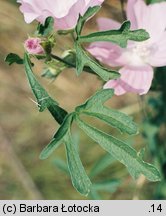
[
  {"x1": 51, "y1": 53, "x2": 96, "y2": 75},
  {"x1": 51, "y1": 54, "x2": 75, "y2": 68}
]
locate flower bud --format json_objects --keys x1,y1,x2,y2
[{"x1": 24, "y1": 37, "x2": 44, "y2": 55}]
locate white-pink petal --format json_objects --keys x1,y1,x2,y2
[
  {"x1": 97, "y1": 17, "x2": 121, "y2": 31},
  {"x1": 133, "y1": 0, "x2": 166, "y2": 43},
  {"x1": 148, "y1": 32, "x2": 166, "y2": 67},
  {"x1": 17, "y1": 0, "x2": 104, "y2": 30},
  {"x1": 88, "y1": 42, "x2": 123, "y2": 67},
  {"x1": 55, "y1": 0, "x2": 104, "y2": 30},
  {"x1": 88, "y1": 0, "x2": 166, "y2": 95},
  {"x1": 24, "y1": 38, "x2": 44, "y2": 55},
  {"x1": 87, "y1": 17, "x2": 123, "y2": 67},
  {"x1": 126, "y1": 0, "x2": 138, "y2": 29},
  {"x1": 104, "y1": 65, "x2": 154, "y2": 95}
]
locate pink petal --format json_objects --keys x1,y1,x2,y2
[
  {"x1": 126, "y1": 0, "x2": 138, "y2": 29},
  {"x1": 24, "y1": 38, "x2": 44, "y2": 55},
  {"x1": 148, "y1": 32, "x2": 166, "y2": 67},
  {"x1": 104, "y1": 79, "x2": 127, "y2": 95},
  {"x1": 17, "y1": 0, "x2": 104, "y2": 29},
  {"x1": 87, "y1": 18, "x2": 123, "y2": 67},
  {"x1": 133, "y1": 0, "x2": 166, "y2": 43},
  {"x1": 19, "y1": 3, "x2": 39, "y2": 23},
  {"x1": 84, "y1": 0, "x2": 104, "y2": 9},
  {"x1": 88, "y1": 42, "x2": 123, "y2": 67},
  {"x1": 104, "y1": 65, "x2": 154, "y2": 95},
  {"x1": 85, "y1": 0, "x2": 104, "y2": 4},
  {"x1": 18, "y1": 0, "x2": 78, "y2": 18},
  {"x1": 55, "y1": 0, "x2": 87, "y2": 30},
  {"x1": 97, "y1": 17, "x2": 121, "y2": 31}
]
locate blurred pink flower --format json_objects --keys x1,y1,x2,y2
[
  {"x1": 88, "y1": 0, "x2": 166, "y2": 95},
  {"x1": 24, "y1": 38, "x2": 44, "y2": 55},
  {"x1": 17, "y1": 0, "x2": 104, "y2": 30}
]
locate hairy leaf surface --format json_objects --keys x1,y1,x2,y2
[
  {"x1": 24, "y1": 53, "x2": 67, "y2": 124},
  {"x1": 76, "y1": 117, "x2": 161, "y2": 182}
]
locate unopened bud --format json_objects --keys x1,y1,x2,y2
[{"x1": 24, "y1": 37, "x2": 44, "y2": 55}]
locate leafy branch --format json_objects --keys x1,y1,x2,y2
[
  {"x1": 5, "y1": 6, "x2": 160, "y2": 197},
  {"x1": 74, "y1": 6, "x2": 150, "y2": 79},
  {"x1": 78, "y1": 21, "x2": 149, "y2": 48},
  {"x1": 39, "y1": 85, "x2": 161, "y2": 195},
  {"x1": 24, "y1": 53, "x2": 67, "y2": 124}
]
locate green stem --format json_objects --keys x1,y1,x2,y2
[
  {"x1": 51, "y1": 54, "x2": 75, "y2": 68},
  {"x1": 51, "y1": 54, "x2": 96, "y2": 75}
]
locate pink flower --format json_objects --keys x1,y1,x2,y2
[
  {"x1": 17, "y1": 0, "x2": 104, "y2": 30},
  {"x1": 24, "y1": 37, "x2": 44, "y2": 55},
  {"x1": 88, "y1": 0, "x2": 166, "y2": 95}
]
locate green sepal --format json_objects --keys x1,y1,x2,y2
[{"x1": 37, "y1": 17, "x2": 54, "y2": 36}]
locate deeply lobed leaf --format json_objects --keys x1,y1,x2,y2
[
  {"x1": 76, "y1": 6, "x2": 101, "y2": 36},
  {"x1": 64, "y1": 133, "x2": 92, "y2": 196},
  {"x1": 75, "y1": 42, "x2": 120, "y2": 80},
  {"x1": 76, "y1": 116, "x2": 161, "y2": 182},
  {"x1": 40, "y1": 113, "x2": 73, "y2": 159},
  {"x1": 76, "y1": 89, "x2": 138, "y2": 135},
  {"x1": 24, "y1": 53, "x2": 67, "y2": 124},
  {"x1": 40, "y1": 113, "x2": 92, "y2": 195},
  {"x1": 78, "y1": 21, "x2": 150, "y2": 48}
]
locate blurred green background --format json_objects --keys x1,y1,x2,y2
[{"x1": 0, "y1": 0, "x2": 165, "y2": 200}]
